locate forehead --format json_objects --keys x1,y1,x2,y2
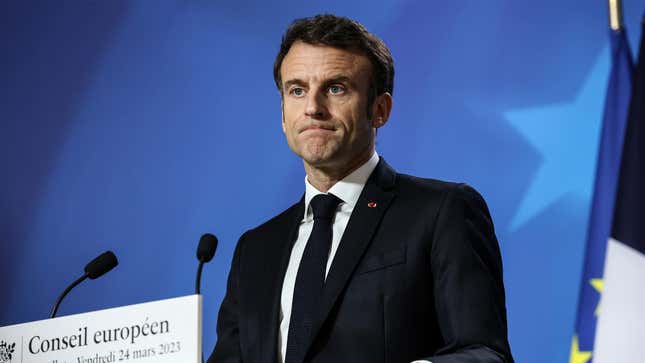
[{"x1": 280, "y1": 41, "x2": 372, "y2": 84}]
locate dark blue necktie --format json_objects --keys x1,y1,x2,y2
[{"x1": 285, "y1": 193, "x2": 342, "y2": 363}]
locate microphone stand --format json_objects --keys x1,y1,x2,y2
[
  {"x1": 50, "y1": 273, "x2": 89, "y2": 318},
  {"x1": 195, "y1": 261, "x2": 205, "y2": 294}
]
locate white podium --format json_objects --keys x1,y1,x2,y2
[{"x1": 0, "y1": 295, "x2": 202, "y2": 363}]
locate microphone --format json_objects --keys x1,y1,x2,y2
[
  {"x1": 50, "y1": 251, "x2": 118, "y2": 318},
  {"x1": 195, "y1": 233, "x2": 218, "y2": 294}
]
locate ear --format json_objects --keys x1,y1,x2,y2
[
  {"x1": 371, "y1": 92, "x2": 393, "y2": 129},
  {"x1": 281, "y1": 98, "x2": 287, "y2": 134}
]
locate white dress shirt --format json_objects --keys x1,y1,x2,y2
[{"x1": 278, "y1": 151, "x2": 380, "y2": 363}]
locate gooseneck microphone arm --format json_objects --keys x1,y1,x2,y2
[
  {"x1": 49, "y1": 250, "x2": 118, "y2": 319},
  {"x1": 195, "y1": 262, "x2": 205, "y2": 294},
  {"x1": 195, "y1": 233, "x2": 218, "y2": 295},
  {"x1": 50, "y1": 273, "x2": 89, "y2": 318},
  {"x1": 195, "y1": 233, "x2": 217, "y2": 363}
]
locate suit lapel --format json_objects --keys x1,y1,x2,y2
[
  {"x1": 257, "y1": 198, "x2": 304, "y2": 363},
  {"x1": 308, "y1": 159, "x2": 397, "y2": 350}
]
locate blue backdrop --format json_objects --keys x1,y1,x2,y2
[{"x1": 2, "y1": 1, "x2": 643, "y2": 362}]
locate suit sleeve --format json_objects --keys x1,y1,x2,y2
[
  {"x1": 207, "y1": 232, "x2": 247, "y2": 363},
  {"x1": 420, "y1": 184, "x2": 514, "y2": 363}
]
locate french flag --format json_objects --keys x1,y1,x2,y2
[
  {"x1": 571, "y1": 13, "x2": 645, "y2": 363},
  {"x1": 594, "y1": 15, "x2": 645, "y2": 362}
]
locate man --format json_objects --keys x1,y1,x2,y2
[{"x1": 208, "y1": 14, "x2": 514, "y2": 363}]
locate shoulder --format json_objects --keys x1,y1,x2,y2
[
  {"x1": 390, "y1": 172, "x2": 495, "y2": 241},
  {"x1": 394, "y1": 173, "x2": 488, "y2": 209},
  {"x1": 375, "y1": 158, "x2": 486, "y2": 206},
  {"x1": 235, "y1": 198, "x2": 302, "y2": 250}
]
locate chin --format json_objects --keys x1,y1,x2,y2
[
  {"x1": 300, "y1": 149, "x2": 341, "y2": 168},
  {"x1": 301, "y1": 153, "x2": 333, "y2": 166},
  {"x1": 299, "y1": 143, "x2": 338, "y2": 162}
]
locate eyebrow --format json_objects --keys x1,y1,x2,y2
[
  {"x1": 325, "y1": 75, "x2": 353, "y2": 86},
  {"x1": 282, "y1": 75, "x2": 356, "y2": 91},
  {"x1": 283, "y1": 79, "x2": 306, "y2": 91}
]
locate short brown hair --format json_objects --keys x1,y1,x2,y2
[{"x1": 273, "y1": 14, "x2": 394, "y2": 105}]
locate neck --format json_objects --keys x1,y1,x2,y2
[{"x1": 304, "y1": 148, "x2": 374, "y2": 192}]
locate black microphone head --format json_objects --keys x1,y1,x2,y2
[
  {"x1": 197, "y1": 233, "x2": 218, "y2": 263},
  {"x1": 84, "y1": 251, "x2": 118, "y2": 279}
]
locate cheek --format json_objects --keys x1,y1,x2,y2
[
  {"x1": 347, "y1": 110, "x2": 371, "y2": 137},
  {"x1": 283, "y1": 99, "x2": 301, "y2": 116},
  {"x1": 283, "y1": 120, "x2": 303, "y2": 149},
  {"x1": 282, "y1": 105, "x2": 301, "y2": 133}
]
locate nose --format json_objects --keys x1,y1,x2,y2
[{"x1": 304, "y1": 90, "x2": 329, "y2": 119}]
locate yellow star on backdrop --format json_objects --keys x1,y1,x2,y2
[
  {"x1": 569, "y1": 335, "x2": 592, "y2": 363},
  {"x1": 590, "y1": 278, "x2": 604, "y2": 316}
]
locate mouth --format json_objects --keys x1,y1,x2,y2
[{"x1": 300, "y1": 124, "x2": 336, "y2": 133}]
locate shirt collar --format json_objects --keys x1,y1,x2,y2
[{"x1": 303, "y1": 151, "x2": 380, "y2": 221}]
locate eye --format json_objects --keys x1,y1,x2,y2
[
  {"x1": 289, "y1": 87, "x2": 305, "y2": 97},
  {"x1": 328, "y1": 84, "x2": 345, "y2": 95}
]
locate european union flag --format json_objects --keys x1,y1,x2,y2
[
  {"x1": 570, "y1": 23, "x2": 635, "y2": 363},
  {"x1": 572, "y1": 15, "x2": 645, "y2": 363}
]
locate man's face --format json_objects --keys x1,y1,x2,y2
[{"x1": 280, "y1": 41, "x2": 378, "y2": 172}]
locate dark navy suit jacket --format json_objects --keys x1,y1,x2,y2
[{"x1": 208, "y1": 159, "x2": 514, "y2": 363}]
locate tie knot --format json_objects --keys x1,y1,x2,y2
[{"x1": 310, "y1": 193, "x2": 342, "y2": 221}]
